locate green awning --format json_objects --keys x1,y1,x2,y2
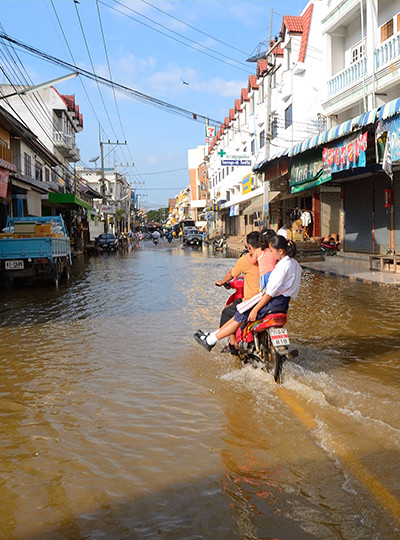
[{"x1": 48, "y1": 192, "x2": 91, "y2": 211}]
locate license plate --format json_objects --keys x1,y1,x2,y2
[
  {"x1": 5, "y1": 260, "x2": 24, "y2": 270},
  {"x1": 269, "y1": 327, "x2": 290, "y2": 346}
]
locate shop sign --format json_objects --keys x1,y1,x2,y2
[
  {"x1": 101, "y1": 204, "x2": 116, "y2": 213},
  {"x1": 322, "y1": 131, "x2": 367, "y2": 175},
  {"x1": 290, "y1": 156, "x2": 326, "y2": 187},
  {"x1": 0, "y1": 168, "x2": 9, "y2": 199},
  {"x1": 242, "y1": 173, "x2": 252, "y2": 194},
  {"x1": 264, "y1": 158, "x2": 289, "y2": 182},
  {"x1": 376, "y1": 115, "x2": 400, "y2": 164},
  {"x1": 229, "y1": 204, "x2": 239, "y2": 217},
  {"x1": 205, "y1": 126, "x2": 216, "y2": 138}
]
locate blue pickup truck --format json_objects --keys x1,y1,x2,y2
[{"x1": 0, "y1": 215, "x2": 71, "y2": 285}]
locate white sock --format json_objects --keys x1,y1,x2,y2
[{"x1": 206, "y1": 331, "x2": 218, "y2": 346}]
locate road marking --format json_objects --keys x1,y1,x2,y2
[{"x1": 276, "y1": 385, "x2": 400, "y2": 526}]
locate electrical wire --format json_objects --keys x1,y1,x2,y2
[
  {"x1": 137, "y1": 0, "x2": 250, "y2": 56},
  {"x1": 100, "y1": 0, "x2": 253, "y2": 75},
  {"x1": 0, "y1": 33, "x2": 224, "y2": 127}
]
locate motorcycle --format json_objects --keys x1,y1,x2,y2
[
  {"x1": 152, "y1": 236, "x2": 159, "y2": 245},
  {"x1": 212, "y1": 236, "x2": 226, "y2": 252},
  {"x1": 222, "y1": 279, "x2": 298, "y2": 383}
]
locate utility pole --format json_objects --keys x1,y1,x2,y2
[
  {"x1": 99, "y1": 136, "x2": 127, "y2": 232},
  {"x1": 262, "y1": 8, "x2": 274, "y2": 226}
]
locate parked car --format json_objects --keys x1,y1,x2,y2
[
  {"x1": 95, "y1": 233, "x2": 118, "y2": 252},
  {"x1": 183, "y1": 228, "x2": 202, "y2": 247}
]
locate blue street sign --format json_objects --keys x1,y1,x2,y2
[{"x1": 221, "y1": 159, "x2": 252, "y2": 166}]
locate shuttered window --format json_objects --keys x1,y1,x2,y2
[{"x1": 381, "y1": 19, "x2": 394, "y2": 42}]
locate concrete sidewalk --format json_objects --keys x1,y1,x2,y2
[
  {"x1": 225, "y1": 234, "x2": 400, "y2": 289},
  {"x1": 300, "y1": 256, "x2": 400, "y2": 289}
]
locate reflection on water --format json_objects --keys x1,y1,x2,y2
[{"x1": 1, "y1": 241, "x2": 400, "y2": 539}]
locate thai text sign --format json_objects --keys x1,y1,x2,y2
[
  {"x1": 290, "y1": 156, "x2": 326, "y2": 187},
  {"x1": 322, "y1": 131, "x2": 367, "y2": 175}
]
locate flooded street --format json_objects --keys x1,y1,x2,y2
[{"x1": 1, "y1": 241, "x2": 400, "y2": 539}]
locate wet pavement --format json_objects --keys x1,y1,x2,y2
[{"x1": 1, "y1": 239, "x2": 400, "y2": 539}]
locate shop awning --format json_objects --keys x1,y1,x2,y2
[
  {"x1": 253, "y1": 106, "x2": 379, "y2": 172},
  {"x1": 378, "y1": 97, "x2": 400, "y2": 120},
  {"x1": 288, "y1": 108, "x2": 378, "y2": 158},
  {"x1": 47, "y1": 192, "x2": 91, "y2": 211},
  {"x1": 243, "y1": 195, "x2": 263, "y2": 216}
]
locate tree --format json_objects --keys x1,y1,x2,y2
[{"x1": 147, "y1": 208, "x2": 169, "y2": 223}]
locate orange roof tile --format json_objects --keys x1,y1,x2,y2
[
  {"x1": 257, "y1": 59, "x2": 268, "y2": 76},
  {"x1": 298, "y1": 4, "x2": 313, "y2": 63},
  {"x1": 281, "y1": 3, "x2": 314, "y2": 63},
  {"x1": 235, "y1": 98, "x2": 242, "y2": 112},
  {"x1": 229, "y1": 108, "x2": 235, "y2": 121},
  {"x1": 241, "y1": 88, "x2": 249, "y2": 103},
  {"x1": 248, "y1": 75, "x2": 259, "y2": 91}
]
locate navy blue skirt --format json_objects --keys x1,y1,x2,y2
[{"x1": 234, "y1": 295, "x2": 290, "y2": 323}]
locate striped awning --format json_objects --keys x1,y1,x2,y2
[
  {"x1": 378, "y1": 97, "x2": 400, "y2": 120},
  {"x1": 253, "y1": 148, "x2": 288, "y2": 173},
  {"x1": 288, "y1": 108, "x2": 378, "y2": 157}
]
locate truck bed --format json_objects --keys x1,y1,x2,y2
[{"x1": 0, "y1": 236, "x2": 70, "y2": 260}]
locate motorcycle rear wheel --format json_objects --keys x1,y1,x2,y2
[{"x1": 271, "y1": 349, "x2": 284, "y2": 382}]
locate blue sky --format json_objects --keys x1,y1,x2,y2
[{"x1": 0, "y1": 0, "x2": 306, "y2": 208}]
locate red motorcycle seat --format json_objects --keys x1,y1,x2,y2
[{"x1": 252, "y1": 312, "x2": 287, "y2": 332}]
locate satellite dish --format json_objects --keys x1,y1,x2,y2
[{"x1": 89, "y1": 156, "x2": 100, "y2": 162}]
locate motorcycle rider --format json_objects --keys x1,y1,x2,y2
[
  {"x1": 194, "y1": 235, "x2": 301, "y2": 351},
  {"x1": 152, "y1": 229, "x2": 161, "y2": 244},
  {"x1": 214, "y1": 231, "x2": 260, "y2": 354}
]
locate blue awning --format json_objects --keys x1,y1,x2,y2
[
  {"x1": 378, "y1": 97, "x2": 400, "y2": 120},
  {"x1": 288, "y1": 108, "x2": 378, "y2": 158}
]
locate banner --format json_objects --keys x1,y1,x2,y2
[
  {"x1": 242, "y1": 173, "x2": 252, "y2": 194},
  {"x1": 322, "y1": 131, "x2": 367, "y2": 175},
  {"x1": 0, "y1": 168, "x2": 9, "y2": 199},
  {"x1": 376, "y1": 115, "x2": 400, "y2": 165}
]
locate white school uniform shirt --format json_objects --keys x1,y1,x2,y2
[{"x1": 264, "y1": 255, "x2": 301, "y2": 299}]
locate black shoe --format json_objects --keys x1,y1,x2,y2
[
  {"x1": 221, "y1": 344, "x2": 239, "y2": 356},
  {"x1": 194, "y1": 330, "x2": 215, "y2": 352}
]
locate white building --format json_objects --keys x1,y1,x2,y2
[
  {"x1": 0, "y1": 85, "x2": 82, "y2": 193},
  {"x1": 204, "y1": 0, "x2": 327, "y2": 237}
]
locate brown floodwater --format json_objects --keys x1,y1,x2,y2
[{"x1": 1, "y1": 240, "x2": 400, "y2": 539}]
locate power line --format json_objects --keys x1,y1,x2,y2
[
  {"x1": 0, "y1": 33, "x2": 224, "y2": 127},
  {"x1": 138, "y1": 0, "x2": 250, "y2": 56},
  {"x1": 104, "y1": 0, "x2": 253, "y2": 74}
]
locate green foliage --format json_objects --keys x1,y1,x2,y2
[{"x1": 146, "y1": 208, "x2": 169, "y2": 223}]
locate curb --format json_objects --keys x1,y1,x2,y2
[{"x1": 300, "y1": 263, "x2": 400, "y2": 290}]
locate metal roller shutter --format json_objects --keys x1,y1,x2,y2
[
  {"x1": 373, "y1": 176, "x2": 390, "y2": 254},
  {"x1": 344, "y1": 179, "x2": 373, "y2": 253}
]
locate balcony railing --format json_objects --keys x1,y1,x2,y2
[
  {"x1": 327, "y1": 57, "x2": 367, "y2": 97},
  {"x1": 53, "y1": 131, "x2": 74, "y2": 146},
  {"x1": 375, "y1": 33, "x2": 400, "y2": 70}
]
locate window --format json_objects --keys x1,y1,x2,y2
[
  {"x1": 251, "y1": 139, "x2": 255, "y2": 154},
  {"x1": 285, "y1": 104, "x2": 293, "y2": 129},
  {"x1": 35, "y1": 160, "x2": 42, "y2": 182},
  {"x1": 250, "y1": 95, "x2": 254, "y2": 115},
  {"x1": 45, "y1": 168, "x2": 50, "y2": 182},
  {"x1": 351, "y1": 40, "x2": 365, "y2": 64},
  {"x1": 24, "y1": 153, "x2": 31, "y2": 176},
  {"x1": 259, "y1": 81, "x2": 264, "y2": 104},
  {"x1": 381, "y1": 18, "x2": 394, "y2": 42},
  {"x1": 259, "y1": 130, "x2": 265, "y2": 148}
]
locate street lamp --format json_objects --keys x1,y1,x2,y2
[{"x1": 0, "y1": 72, "x2": 79, "y2": 100}]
